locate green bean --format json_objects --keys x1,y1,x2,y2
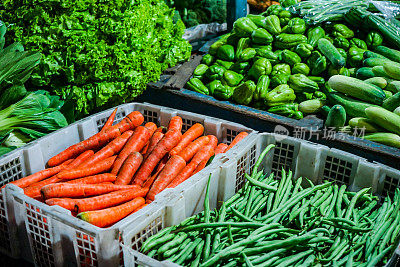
[
  {"x1": 275, "y1": 249, "x2": 313, "y2": 267},
  {"x1": 150, "y1": 233, "x2": 181, "y2": 254},
  {"x1": 322, "y1": 220, "x2": 372, "y2": 232},
  {"x1": 211, "y1": 203, "x2": 226, "y2": 254},
  {"x1": 147, "y1": 249, "x2": 157, "y2": 258},
  {"x1": 366, "y1": 245, "x2": 394, "y2": 267},
  {"x1": 366, "y1": 213, "x2": 395, "y2": 258},
  {"x1": 300, "y1": 254, "x2": 315, "y2": 267},
  {"x1": 202, "y1": 175, "x2": 212, "y2": 261},
  {"x1": 190, "y1": 240, "x2": 204, "y2": 267},
  {"x1": 245, "y1": 174, "x2": 278, "y2": 192},
  {"x1": 336, "y1": 185, "x2": 346, "y2": 218},
  {"x1": 227, "y1": 224, "x2": 233, "y2": 245},
  {"x1": 249, "y1": 194, "x2": 269, "y2": 218},
  {"x1": 320, "y1": 193, "x2": 333, "y2": 216},
  {"x1": 358, "y1": 200, "x2": 378, "y2": 218},
  {"x1": 257, "y1": 256, "x2": 280, "y2": 267},
  {"x1": 176, "y1": 238, "x2": 202, "y2": 265},
  {"x1": 244, "y1": 171, "x2": 264, "y2": 216},
  {"x1": 325, "y1": 235, "x2": 342, "y2": 259},
  {"x1": 163, "y1": 246, "x2": 179, "y2": 258},
  {"x1": 250, "y1": 248, "x2": 286, "y2": 265},
  {"x1": 345, "y1": 250, "x2": 354, "y2": 267},
  {"x1": 277, "y1": 172, "x2": 293, "y2": 209},
  {"x1": 321, "y1": 239, "x2": 349, "y2": 263},
  {"x1": 265, "y1": 192, "x2": 274, "y2": 214},
  {"x1": 241, "y1": 252, "x2": 254, "y2": 267},
  {"x1": 379, "y1": 209, "x2": 400, "y2": 252},
  {"x1": 344, "y1": 188, "x2": 371, "y2": 220},
  {"x1": 326, "y1": 184, "x2": 339, "y2": 217},
  {"x1": 311, "y1": 186, "x2": 333, "y2": 214},
  {"x1": 292, "y1": 177, "x2": 303, "y2": 196},
  {"x1": 272, "y1": 168, "x2": 287, "y2": 211},
  {"x1": 251, "y1": 144, "x2": 275, "y2": 177},
  {"x1": 324, "y1": 217, "x2": 356, "y2": 226},
  {"x1": 166, "y1": 238, "x2": 191, "y2": 262}
]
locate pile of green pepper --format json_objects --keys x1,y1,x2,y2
[
  {"x1": 141, "y1": 145, "x2": 400, "y2": 266},
  {"x1": 187, "y1": 4, "x2": 385, "y2": 121}
]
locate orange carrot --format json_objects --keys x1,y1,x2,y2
[
  {"x1": 74, "y1": 187, "x2": 148, "y2": 213},
  {"x1": 115, "y1": 152, "x2": 143, "y2": 185},
  {"x1": 140, "y1": 142, "x2": 150, "y2": 155},
  {"x1": 100, "y1": 108, "x2": 118, "y2": 132},
  {"x1": 77, "y1": 197, "x2": 145, "y2": 227},
  {"x1": 214, "y1": 143, "x2": 229, "y2": 155},
  {"x1": 155, "y1": 155, "x2": 168, "y2": 173},
  {"x1": 55, "y1": 150, "x2": 95, "y2": 180},
  {"x1": 79, "y1": 130, "x2": 133, "y2": 169},
  {"x1": 193, "y1": 160, "x2": 208, "y2": 175},
  {"x1": 111, "y1": 126, "x2": 151, "y2": 175},
  {"x1": 66, "y1": 173, "x2": 117, "y2": 184},
  {"x1": 41, "y1": 183, "x2": 140, "y2": 199},
  {"x1": 133, "y1": 129, "x2": 182, "y2": 186},
  {"x1": 57, "y1": 156, "x2": 117, "y2": 180},
  {"x1": 46, "y1": 198, "x2": 77, "y2": 211},
  {"x1": 142, "y1": 169, "x2": 161, "y2": 189},
  {"x1": 206, "y1": 135, "x2": 219, "y2": 148},
  {"x1": 170, "y1": 123, "x2": 204, "y2": 156},
  {"x1": 147, "y1": 155, "x2": 186, "y2": 201},
  {"x1": 47, "y1": 111, "x2": 144, "y2": 167},
  {"x1": 168, "y1": 116, "x2": 183, "y2": 132},
  {"x1": 226, "y1": 132, "x2": 248, "y2": 151},
  {"x1": 7, "y1": 159, "x2": 73, "y2": 189},
  {"x1": 144, "y1": 122, "x2": 157, "y2": 135},
  {"x1": 178, "y1": 136, "x2": 210, "y2": 162},
  {"x1": 155, "y1": 126, "x2": 167, "y2": 134},
  {"x1": 143, "y1": 132, "x2": 164, "y2": 159}
]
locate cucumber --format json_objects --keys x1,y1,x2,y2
[
  {"x1": 383, "y1": 92, "x2": 400, "y2": 111},
  {"x1": 356, "y1": 67, "x2": 375, "y2": 80},
  {"x1": 317, "y1": 38, "x2": 346, "y2": 68},
  {"x1": 325, "y1": 105, "x2": 346, "y2": 129},
  {"x1": 348, "y1": 117, "x2": 380, "y2": 132},
  {"x1": 365, "y1": 106, "x2": 400, "y2": 135},
  {"x1": 364, "y1": 133, "x2": 400, "y2": 148},
  {"x1": 386, "y1": 81, "x2": 400, "y2": 93},
  {"x1": 320, "y1": 105, "x2": 331, "y2": 118},
  {"x1": 394, "y1": 106, "x2": 400, "y2": 116},
  {"x1": 364, "y1": 51, "x2": 390, "y2": 60},
  {"x1": 374, "y1": 46, "x2": 400, "y2": 63},
  {"x1": 383, "y1": 62, "x2": 400, "y2": 80},
  {"x1": 364, "y1": 77, "x2": 387, "y2": 89},
  {"x1": 328, "y1": 75, "x2": 385, "y2": 105},
  {"x1": 384, "y1": 90, "x2": 393, "y2": 100},
  {"x1": 363, "y1": 58, "x2": 393, "y2": 67},
  {"x1": 327, "y1": 92, "x2": 377, "y2": 118},
  {"x1": 372, "y1": 66, "x2": 391, "y2": 79},
  {"x1": 299, "y1": 99, "x2": 325, "y2": 114}
]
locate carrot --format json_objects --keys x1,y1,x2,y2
[
  {"x1": 66, "y1": 173, "x2": 117, "y2": 184},
  {"x1": 178, "y1": 136, "x2": 210, "y2": 162},
  {"x1": 74, "y1": 187, "x2": 148, "y2": 213},
  {"x1": 170, "y1": 123, "x2": 204, "y2": 156},
  {"x1": 147, "y1": 155, "x2": 186, "y2": 201},
  {"x1": 111, "y1": 126, "x2": 151, "y2": 175},
  {"x1": 115, "y1": 152, "x2": 143, "y2": 185},
  {"x1": 143, "y1": 132, "x2": 164, "y2": 159},
  {"x1": 57, "y1": 156, "x2": 117, "y2": 180},
  {"x1": 41, "y1": 183, "x2": 141, "y2": 199},
  {"x1": 168, "y1": 116, "x2": 183, "y2": 132},
  {"x1": 100, "y1": 108, "x2": 118, "y2": 132},
  {"x1": 47, "y1": 111, "x2": 144, "y2": 167},
  {"x1": 80, "y1": 130, "x2": 133, "y2": 169},
  {"x1": 55, "y1": 150, "x2": 95, "y2": 180},
  {"x1": 226, "y1": 132, "x2": 248, "y2": 151},
  {"x1": 142, "y1": 168, "x2": 161, "y2": 189},
  {"x1": 214, "y1": 143, "x2": 229, "y2": 155},
  {"x1": 155, "y1": 126, "x2": 167, "y2": 134},
  {"x1": 193, "y1": 160, "x2": 207, "y2": 175},
  {"x1": 46, "y1": 198, "x2": 77, "y2": 211},
  {"x1": 155, "y1": 155, "x2": 168, "y2": 173},
  {"x1": 77, "y1": 197, "x2": 145, "y2": 227},
  {"x1": 144, "y1": 122, "x2": 157, "y2": 135},
  {"x1": 206, "y1": 135, "x2": 218, "y2": 148},
  {"x1": 7, "y1": 159, "x2": 73, "y2": 189},
  {"x1": 133, "y1": 129, "x2": 182, "y2": 186}
]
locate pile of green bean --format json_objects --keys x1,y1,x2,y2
[{"x1": 141, "y1": 144, "x2": 400, "y2": 266}]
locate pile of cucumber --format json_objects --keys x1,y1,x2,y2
[
  {"x1": 186, "y1": 4, "x2": 400, "y2": 149},
  {"x1": 141, "y1": 145, "x2": 400, "y2": 266}
]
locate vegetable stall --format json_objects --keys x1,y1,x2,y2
[{"x1": 0, "y1": 0, "x2": 400, "y2": 266}]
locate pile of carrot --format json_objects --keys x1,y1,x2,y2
[{"x1": 3, "y1": 108, "x2": 248, "y2": 228}]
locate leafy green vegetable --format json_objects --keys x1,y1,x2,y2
[{"x1": 0, "y1": 0, "x2": 191, "y2": 118}]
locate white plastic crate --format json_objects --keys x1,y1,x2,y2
[
  {"x1": 124, "y1": 132, "x2": 400, "y2": 267},
  {"x1": 0, "y1": 102, "x2": 255, "y2": 266}
]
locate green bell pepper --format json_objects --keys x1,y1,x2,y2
[
  {"x1": 230, "y1": 61, "x2": 250, "y2": 74},
  {"x1": 286, "y1": 18, "x2": 306, "y2": 34},
  {"x1": 264, "y1": 84, "x2": 296, "y2": 106},
  {"x1": 294, "y1": 43, "x2": 313, "y2": 59},
  {"x1": 270, "y1": 74, "x2": 290, "y2": 88},
  {"x1": 313, "y1": 91, "x2": 326, "y2": 100},
  {"x1": 215, "y1": 60, "x2": 234, "y2": 70},
  {"x1": 272, "y1": 63, "x2": 291, "y2": 76},
  {"x1": 217, "y1": 45, "x2": 235, "y2": 61},
  {"x1": 213, "y1": 84, "x2": 234, "y2": 100},
  {"x1": 247, "y1": 14, "x2": 267, "y2": 29},
  {"x1": 194, "y1": 64, "x2": 209, "y2": 78},
  {"x1": 279, "y1": 10, "x2": 292, "y2": 27},
  {"x1": 248, "y1": 58, "x2": 272, "y2": 80},
  {"x1": 347, "y1": 46, "x2": 365, "y2": 67},
  {"x1": 232, "y1": 80, "x2": 256, "y2": 105},
  {"x1": 349, "y1": 38, "x2": 367, "y2": 50},
  {"x1": 268, "y1": 103, "x2": 302, "y2": 119},
  {"x1": 223, "y1": 70, "x2": 244, "y2": 87},
  {"x1": 235, "y1": 38, "x2": 251, "y2": 60},
  {"x1": 366, "y1": 31, "x2": 383, "y2": 49},
  {"x1": 254, "y1": 75, "x2": 270, "y2": 101},
  {"x1": 280, "y1": 0, "x2": 300, "y2": 8},
  {"x1": 209, "y1": 34, "x2": 229, "y2": 55},
  {"x1": 333, "y1": 37, "x2": 350, "y2": 50},
  {"x1": 274, "y1": 33, "x2": 307, "y2": 49},
  {"x1": 206, "y1": 80, "x2": 223, "y2": 95},
  {"x1": 263, "y1": 5, "x2": 283, "y2": 16},
  {"x1": 307, "y1": 26, "x2": 325, "y2": 48},
  {"x1": 332, "y1": 24, "x2": 354, "y2": 39},
  {"x1": 233, "y1": 17, "x2": 258, "y2": 38},
  {"x1": 274, "y1": 50, "x2": 283, "y2": 59},
  {"x1": 307, "y1": 51, "x2": 327, "y2": 75},
  {"x1": 281, "y1": 50, "x2": 301, "y2": 66},
  {"x1": 187, "y1": 78, "x2": 209, "y2": 95},
  {"x1": 264, "y1": 15, "x2": 281, "y2": 35},
  {"x1": 256, "y1": 47, "x2": 279, "y2": 65},
  {"x1": 289, "y1": 74, "x2": 319, "y2": 93},
  {"x1": 308, "y1": 76, "x2": 325, "y2": 86},
  {"x1": 205, "y1": 65, "x2": 225, "y2": 81},
  {"x1": 292, "y1": 63, "x2": 310, "y2": 75},
  {"x1": 201, "y1": 54, "x2": 214, "y2": 66},
  {"x1": 328, "y1": 66, "x2": 351, "y2": 77},
  {"x1": 238, "y1": 48, "x2": 257, "y2": 62},
  {"x1": 251, "y1": 28, "x2": 273, "y2": 45},
  {"x1": 337, "y1": 48, "x2": 347, "y2": 62}
]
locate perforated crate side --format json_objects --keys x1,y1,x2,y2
[{"x1": 376, "y1": 163, "x2": 400, "y2": 200}]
